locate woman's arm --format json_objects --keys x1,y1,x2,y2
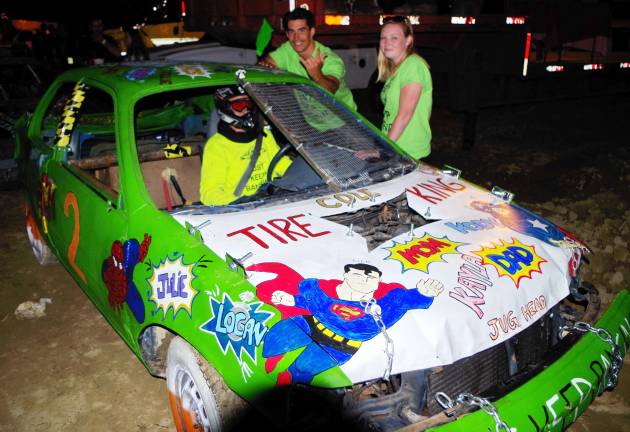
[{"x1": 387, "y1": 82, "x2": 422, "y2": 142}]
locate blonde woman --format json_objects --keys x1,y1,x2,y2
[{"x1": 378, "y1": 16, "x2": 433, "y2": 160}]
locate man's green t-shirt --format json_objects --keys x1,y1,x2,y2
[
  {"x1": 270, "y1": 41, "x2": 357, "y2": 111},
  {"x1": 381, "y1": 54, "x2": 433, "y2": 160}
]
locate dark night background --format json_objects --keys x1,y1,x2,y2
[{"x1": 0, "y1": 0, "x2": 181, "y2": 27}]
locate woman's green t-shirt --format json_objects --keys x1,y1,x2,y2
[{"x1": 381, "y1": 54, "x2": 433, "y2": 160}]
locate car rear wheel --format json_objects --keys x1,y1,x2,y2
[{"x1": 166, "y1": 336, "x2": 247, "y2": 432}]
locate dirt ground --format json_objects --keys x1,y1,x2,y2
[{"x1": 1, "y1": 92, "x2": 629, "y2": 431}]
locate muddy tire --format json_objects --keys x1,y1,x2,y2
[{"x1": 166, "y1": 336, "x2": 247, "y2": 432}]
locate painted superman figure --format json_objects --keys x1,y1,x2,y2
[{"x1": 246, "y1": 262, "x2": 443, "y2": 385}]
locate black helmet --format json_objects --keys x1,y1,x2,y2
[{"x1": 214, "y1": 87, "x2": 258, "y2": 131}]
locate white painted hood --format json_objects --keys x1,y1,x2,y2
[{"x1": 174, "y1": 164, "x2": 581, "y2": 384}]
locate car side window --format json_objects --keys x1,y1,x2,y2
[
  {"x1": 133, "y1": 89, "x2": 212, "y2": 210},
  {"x1": 67, "y1": 86, "x2": 116, "y2": 160},
  {"x1": 48, "y1": 82, "x2": 120, "y2": 199},
  {"x1": 39, "y1": 83, "x2": 75, "y2": 146}
]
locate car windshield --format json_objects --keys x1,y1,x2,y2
[
  {"x1": 248, "y1": 82, "x2": 416, "y2": 190},
  {"x1": 129, "y1": 82, "x2": 416, "y2": 212}
]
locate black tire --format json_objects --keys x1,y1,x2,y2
[{"x1": 166, "y1": 336, "x2": 247, "y2": 432}]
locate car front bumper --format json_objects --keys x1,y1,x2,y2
[{"x1": 425, "y1": 289, "x2": 630, "y2": 432}]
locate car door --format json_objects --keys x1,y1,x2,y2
[{"x1": 30, "y1": 80, "x2": 138, "y2": 343}]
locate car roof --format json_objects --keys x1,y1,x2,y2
[{"x1": 56, "y1": 62, "x2": 310, "y2": 94}]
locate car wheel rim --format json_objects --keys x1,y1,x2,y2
[{"x1": 175, "y1": 367, "x2": 212, "y2": 431}]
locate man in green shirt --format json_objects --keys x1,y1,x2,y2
[{"x1": 257, "y1": 8, "x2": 356, "y2": 111}]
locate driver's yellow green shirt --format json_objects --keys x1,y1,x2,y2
[{"x1": 199, "y1": 131, "x2": 291, "y2": 206}]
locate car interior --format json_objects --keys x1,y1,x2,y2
[
  {"x1": 43, "y1": 82, "x2": 397, "y2": 212},
  {"x1": 46, "y1": 84, "x2": 306, "y2": 211}
]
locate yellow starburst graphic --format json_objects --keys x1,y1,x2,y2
[
  {"x1": 173, "y1": 64, "x2": 212, "y2": 79},
  {"x1": 385, "y1": 234, "x2": 465, "y2": 273},
  {"x1": 473, "y1": 237, "x2": 546, "y2": 288}
]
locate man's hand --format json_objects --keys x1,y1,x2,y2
[
  {"x1": 271, "y1": 290, "x2": 296, "y2": 306},
  {"x1": 257, "y1": 56, "x2": 278, "y2": 69},
  {"x1": 298, "y1": 48, "x2": 340, "y2": 94},
  {"x1": 416, "y1": 279, "x2": 444, "y2": 297},
  {"x1": 299, "y1": 47, "x2": 327, "y2": 81}
]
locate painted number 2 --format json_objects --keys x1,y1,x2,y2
[{"x1": 63, "y1": 192, "x2": 86, "y2": 283}]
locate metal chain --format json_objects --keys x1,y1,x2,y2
[
  {"x1": 361, "y1": 298, "x2": 395, "y2": 381},
  {"x1": 435, "y1": 391, "x2": 511, "y2": 432},
  {"x1": 561, "y1": 321, "x2": 623, "y2": 390},
  {"x1": 432, "y1": 322, "x2": 622, "y2": 431}
]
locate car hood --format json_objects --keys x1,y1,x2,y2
[{"x1": 174, "y1": 164, "x2": 582, "y2": 384}]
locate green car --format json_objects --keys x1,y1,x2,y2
[{"x1": 15, "y1": 63, "x2": 629, "y2": 432}]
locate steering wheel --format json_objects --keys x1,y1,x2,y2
[{"x1": 266, "y1": 143, "x2": 293, "y2": 183}]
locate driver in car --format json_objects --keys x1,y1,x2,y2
[{"x1": 199, "y1": 87, "x2": 292, "y2": 206}]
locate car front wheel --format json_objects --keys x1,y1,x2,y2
[{"x1": 166, "y1": 336, "x2": 247, "y2": 432}]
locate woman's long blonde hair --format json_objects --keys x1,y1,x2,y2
[{"x1": 377, "y1": 18, "x2": 415, "y2": 82}]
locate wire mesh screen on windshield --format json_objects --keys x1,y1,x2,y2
[{"x1": 249, "y1": 83, "x2": 410, "y2": 189}]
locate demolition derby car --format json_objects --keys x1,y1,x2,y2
[{"x1": 15, "y1": 62, "x2": 629, "y2": 431}]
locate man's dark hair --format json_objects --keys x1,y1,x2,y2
[
  {"x1": 344, "y1": 263, "x2": 382, "y2": 277},
  {"x1": 282, "y1": 7, "x2": 315, "y2": 29}
]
